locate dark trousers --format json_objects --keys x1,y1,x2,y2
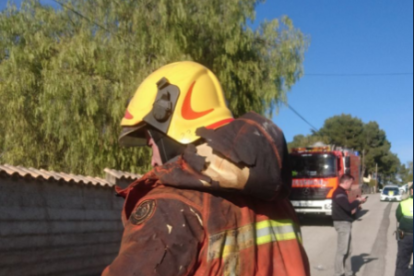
[{"x1": 395, "y1": 233, "x2": 413, "y2": 276}]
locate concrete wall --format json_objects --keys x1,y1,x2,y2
[{"x1": 0, "y1": 174, "x2": 126, "y2": 276}]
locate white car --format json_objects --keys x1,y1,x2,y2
[{"x1": 380, "y1": 186, "x2": 402, "y2": 202}]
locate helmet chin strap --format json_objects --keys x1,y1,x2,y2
[
  {"x1": 147, "y1": 127, "x2": 186, "y2": 164},
  {"x1": 158, "y1": 137, "x2": 175, "y2": 164}
]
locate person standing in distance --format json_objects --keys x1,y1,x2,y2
[
  {"x1": 395, "y1": 184, "x2": 413, "y2": 276},
  {"x1": 332, "y1": 174, "x2": 367, "y2": 276}
]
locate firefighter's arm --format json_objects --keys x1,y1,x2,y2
[{"x1": 102, "y1": 198, "x2": 204, "y2": 276}]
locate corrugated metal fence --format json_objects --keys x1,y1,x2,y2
[{"x1": 0, "y1": 165, "x2": 140, "y2": 276}]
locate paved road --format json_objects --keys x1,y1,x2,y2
[{"x1": 300, "y1": 193, "x2": 413, "y2": 276}]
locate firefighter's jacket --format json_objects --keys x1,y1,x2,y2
[
  {"x1": 103, "y1": 112, "x2": 310, "y2": 276},
  {"x1": 396, "y1": 196, "x2": 413, "y2": 233}
]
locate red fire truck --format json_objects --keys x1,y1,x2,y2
[{"x1": 289, "y1": 145, "x2": 362, "y2": 216}]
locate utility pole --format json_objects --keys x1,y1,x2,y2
[
  {"x1": 375, "y1": 163, "x2": 378, "y2": 193},
  {"x1": 362, "y1": 149, "x2": 366, "y2": 177}
]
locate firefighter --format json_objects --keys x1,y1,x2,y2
[
  {"x1": 102, "y1": 61, "x2": 310, "y2": 276},
  {"x1": 395, "y1": 184, "x2": 413, "y2": 276}
]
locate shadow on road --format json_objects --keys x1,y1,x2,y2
[
  {"x1": 351, "y1": 253, "x2": 378, "y2": 274},
  {"x1": 355, "y1": 209, "x2": 370, "y2": 221},
  {"x1": 298, "y1": 215, "x2": 333, "y2": 227}
]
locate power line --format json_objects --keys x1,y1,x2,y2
[
  {"x1": 52, "y1": 0, "x2": 131, "y2": 44},
  {"x1": 286, "y1": 104, "x2": 319, "y2": 132},
  {"x1": 305, "y1": 73, "x2": 413, "y2": 77}
]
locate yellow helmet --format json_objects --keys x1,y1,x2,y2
[{"x1": 119, "y1": 61, "x2": 233, "y2": 147}]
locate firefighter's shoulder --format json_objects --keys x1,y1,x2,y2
[{"x1": 127, "y1": 188, "x2": 205, "y2": 231}]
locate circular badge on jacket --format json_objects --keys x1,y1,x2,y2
[{"x1": 130, "y1": 200, "x2": 157, "y2": 225}]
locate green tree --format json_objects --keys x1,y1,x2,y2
[
  {"x1": 288, "y1": 134, "x2": 330, "y2": 152},
  {"x1": 360, "y1": 121, "x2": 401, "y2": 181},
  {"x1": 380, "y1": 152, "x2": 401, "y2": 184},
  {"x1": 289, "y1": 114, "x2": 401, "y2": 181},
  {"x1": 399, "y1": 162, "x2": 413, "y2": 184},
  {"x1": 318, "y1": 114, "x2": 364, "y2": 150},
  {"x1": 0, "y1": 0, "x2": 308, "y2": 175}
]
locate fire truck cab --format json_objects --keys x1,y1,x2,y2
[{"x1": 289, "y1": 145, "x2": 362, "y2": 216}]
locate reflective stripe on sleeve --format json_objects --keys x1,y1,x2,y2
[
  {"x1": 256, "y1": 220, "x2": 298, "y2": 245},
  {"x1": 208, "y1": 219, "x2": 300, "y2": 261}
]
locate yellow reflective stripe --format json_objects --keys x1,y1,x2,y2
[
  {"x1": 208, "y1": 219, "x2": 301, "y2": 261},
  {"x1": 222, "y1": 245, "x2": 237, "y2": 257},
  {"x1": 256, "y1": 219, "x2": 298, "y2": 245},
  {"x1": 207, "y1": 224, "x2": 254, "y2": 261},
  {"x1": 256, "y1": 232, "x2": 297, "y2": 245},
  {"x1": 256, "y1": 219, "x2": 294, "y2": 229}
]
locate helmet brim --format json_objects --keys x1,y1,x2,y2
[{"x1": 118, "y1": 124, "x2": 147, "y2": 147}]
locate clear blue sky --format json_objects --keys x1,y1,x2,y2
[
  {"x1": 254, "y1": 0, "x2": 413, "y2": 165},
  {"x1": 1, "y1": 0, "x2": 413, "y2": 165}
]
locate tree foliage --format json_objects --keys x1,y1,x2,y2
[
  {"x1": 288, "y1": 114, "x2": 401, "y2": 180},
  {"x1": 399, "y1": 162, "x2": 413, "y2": 184},
  {"x1": 287, "y1": 134, "x2": 330, "y2": 152},
  {"x1": 318, "y1": 114, "x2": 364, "y2": 150},
  {"x1": 0, "y1": 0, "x2": 308, "y2": 175}
]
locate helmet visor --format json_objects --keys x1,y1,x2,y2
[{"x1": 118, "y1": 124, "x2": 147, "y2": 147}]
